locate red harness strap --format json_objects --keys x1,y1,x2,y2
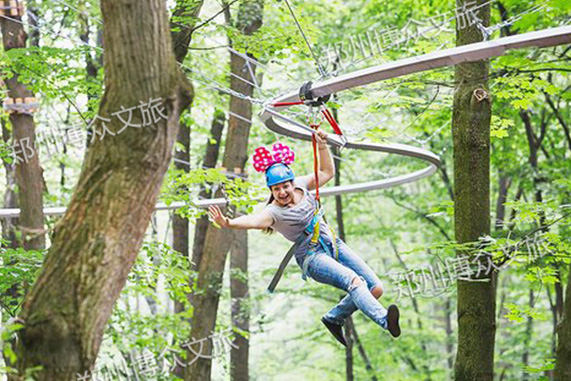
[
  {"x1": 271, "y1": 101, "x2": 305, "y2": 107},
  {"x1": 321, "y1": 106, "x2": 343, "y2": 137},
  {"x1": 311, "y1": 125, "x2": 321, "y2": 203}
]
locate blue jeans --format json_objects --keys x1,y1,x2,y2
[{"x1": 301, "y1": 237, "x2": 388, "y2": 329}]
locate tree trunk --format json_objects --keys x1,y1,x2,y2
[
  {"x1": 346, "y1": 318, "x2": 378, "y2": 381},
  {"x1": 333, "y1": 146, "x2": 346, "y2": 242},
  {"x1": 495, "y1": 175, "x2": 510, "y2": 232},
  {"x1": 185, "y1": 2, "x2": 263, "y2": 379},
  {"x1": 333, "y1": 140, "x2": 354, "y2": 381},
  {"x1": 172, "y1": 0, "x2": 204, "y2": 64},
  {"x1": 174, "y1": 110, "x2": 225, "y2": 378},
  {"x1": 1, "y1": 119, "x2": 19, "y2": 248},
  {"x1": 345, "y1": 318, "x2": 354, "y2": 381},
  {"x1": 191, "y1": 110, "x2": 225, "y2": 274},
  {"x1": 391, "y1": 240, "x2": 431, "y2": 377},
  {"x1": 78, "y1": 0, "x2": 103, "y2": 133},
  {"x1": 230, "y1": 227, "x2": 249, "y2": 381},
  {"x1": 0, "y1": 0, "x2": 46, "y2": 251},
  {"x1": 444, "y1": 298, "x2": 454, "y2": 370},
  {"x1": 555, "y1": 261, "x2": 571, "y2": 380},
  {"x1": 12, "y1": 0, "x2": 192, "y2": 378},
  {"x1": 27, "y1": 1, "x2": 40, "y2": 47},
  {"x1": 522, "y1": 288, "x2": 534, "y2": 380},
  {"x1": 170, "y1": 0, "x2": 204, "y2": 308},
  {"x1": 452, "y1": 1, "x2": 496, "y2": 380}
]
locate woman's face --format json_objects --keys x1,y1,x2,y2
[{"x1": 270, "y1": 180, "x2": 295, "y2": 206}]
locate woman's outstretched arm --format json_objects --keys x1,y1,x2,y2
[
  {"x1": 298, "y1": 128, "x2": 335, "y2": 191},
  {"x1": 208, "y1": 205, "x2": 274, "y2": 230}
]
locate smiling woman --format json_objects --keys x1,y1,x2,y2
[{"x1": 208, "y1": 128, "x2": 401, "y2": 347}]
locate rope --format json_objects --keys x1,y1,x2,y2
[{"x1": 282, "y1": 0, "x2": 327, "y2": 77}]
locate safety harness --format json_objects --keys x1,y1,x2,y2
[{"x1": 267, "y1": 82, "x2": 346, "y2": 293}]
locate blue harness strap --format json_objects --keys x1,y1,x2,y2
[
  {"x1": 301, "y1": 208, "x2": 335, "y2": 281},
  {"x1": 301, "y1": 237, "x2": 333, "y2": 281}
]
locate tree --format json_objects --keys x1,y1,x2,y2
[
  {"x1": 452, "y1": 1, "x2": 496, "y2": 380},
  {"x1": 10, "y1": 0, "x2": 192, "y2": 378},
  {"x1": 185, "y1": 1, "x2": 264, "y2": 380},
  {"x1": 555, "y1": 269, "x2": 571, "y2": 379},
  {"x1": 170, "y1": 0, "x2": 204, "y2": 316},
  {"x1": 0, "y1": 0, "x2": 45, "y2": 251}
]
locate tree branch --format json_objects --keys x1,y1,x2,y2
[
  {"x1": 389, "y1": 196, "x2": 452, "y2": 241},
  {"x1": 544, "y1": 91, "x2": 571, "y2": 152}
]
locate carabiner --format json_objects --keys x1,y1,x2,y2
[{"x1": 306, "y1": 106, "x2": 323, "y2": 129}]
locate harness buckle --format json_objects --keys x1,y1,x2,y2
[{"x1": 299, "y1": 81, "x2": 331, "y2": 107}]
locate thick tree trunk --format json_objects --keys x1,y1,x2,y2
[
  {"x1": 230, "y1": 228, "x2": 249, "y2": 381},
  {"x1": 0, "y1": 2, "x2": 45, "y2": 251},
  {"x1": 11, "y1": 0, "x2": 192, "y2": 379},
  {"x1": 452, "y1": 1, "x2": 496, "y2": 380},
  {"x1": 185, "y1": 2, "x2": 263, "y2": 380},
  {"x1": 555, "y1": 261, "x2": 571, "y2": 380}
]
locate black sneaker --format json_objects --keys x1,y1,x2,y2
[
  {"x1": 321, "y1": 317, "x2": 348, "y2": 347},
  {"x1": 386, "y1": 304, "x2": 401, "y2": 338}
]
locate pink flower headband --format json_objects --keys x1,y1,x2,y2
[{"x1": 252, "y1": 142, "x2": 295, "y2": 173}]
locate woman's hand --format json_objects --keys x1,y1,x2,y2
[
  {"x1": 315, "y1": 129, "x2": 329, "y2": 148},
  {"x1": 208, "y1": 205, "x2": 230, "y2": 228}
]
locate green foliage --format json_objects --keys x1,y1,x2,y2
[
  {"x1": 0, "y1": 243, "x2": 44, "y2": 317},
  {"x1": 1, "y1": 46, "x2": 100, "y2": 119},
  {"x1": 105, "y1": 240, "x2": 195, "y2": 373},
  {"x1": 522, "y1": 358, "x2": 555, "y2": 376},
  {"x1": 491, "y1": 115, "x2": 514, "y2": 139},
  {"x1": 0, "y1": 133, "x2": 14, "y2": 165},
  {"x1": 161, "y1": 167, "x2": 266, "y2": 220},
  {"x1": 0, "y1": 320, "x2": 43, "y2": 380},
  {"x1": 1, "y1": 320, "x2": 24, "y2": 365},
  {"x1": 504, "y1": 303, "x2": 548, "y2": 323}
]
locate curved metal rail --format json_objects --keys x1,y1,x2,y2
[{"x1": 259, "y1": 25, "x2": 571, "y2": 197}]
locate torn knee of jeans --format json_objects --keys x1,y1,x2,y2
[
  {"x1": 370, "y1": 284, "x2": 383, "y2": 298},
  {"x1": 348, "y1": 275, "x2": 366, "y2": 292}
]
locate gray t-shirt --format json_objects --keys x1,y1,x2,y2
[{"x1": 264, "y1": 177, "x2": 334, "y2": 243}]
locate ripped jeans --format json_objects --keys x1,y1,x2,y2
[{"x1": 301, "y1": 237, "x2": 388, "y2": 329}]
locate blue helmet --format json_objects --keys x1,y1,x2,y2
[{"x1": 266, "y1": 163, "x2": 295, "y2": 187}]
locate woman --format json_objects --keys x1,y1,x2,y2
[{"x1": 208, "y1": 129, "x2": 401, "y2": 347}]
